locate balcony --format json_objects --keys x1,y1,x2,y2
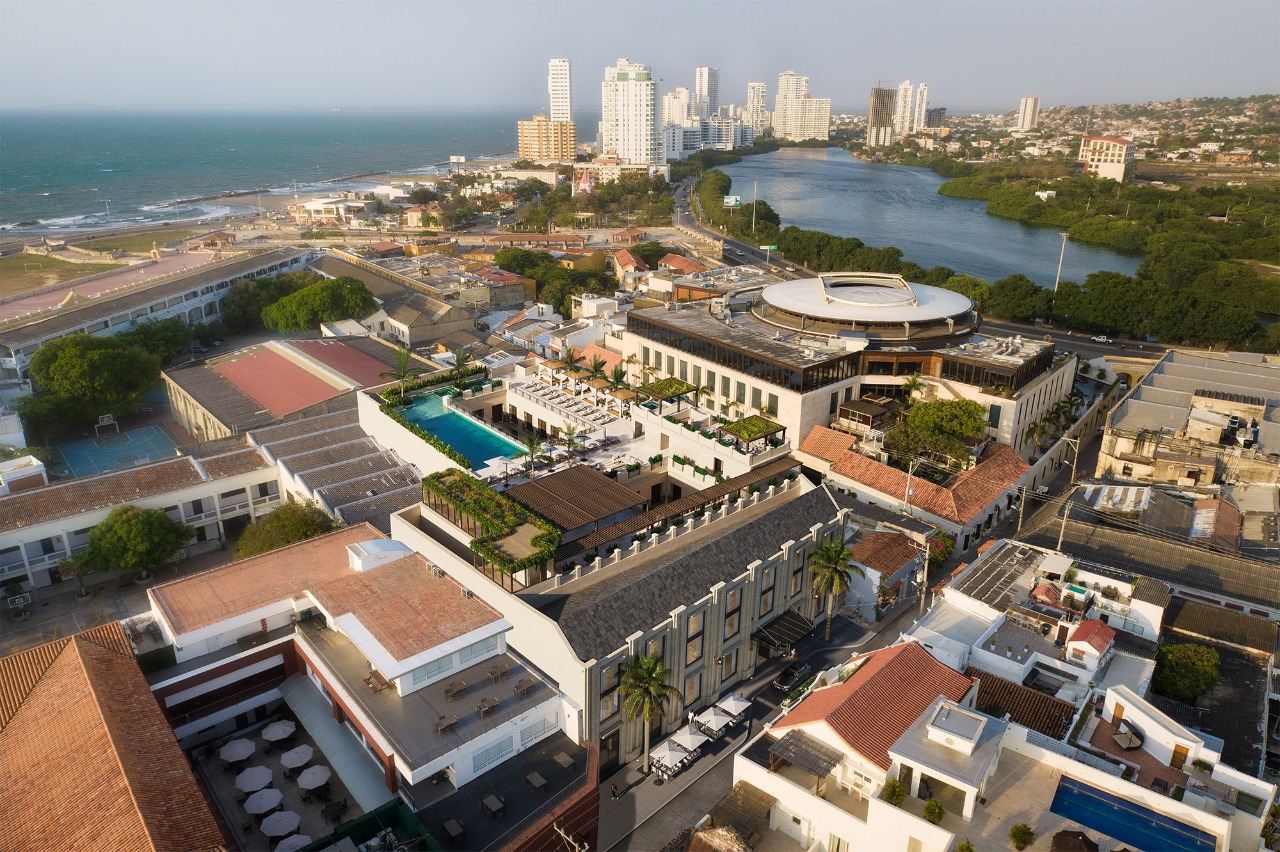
[{"x1": 183, "y1": 509, "x2": 219, "y2": 523}]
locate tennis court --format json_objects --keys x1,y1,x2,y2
[{"x1": 57, "y1": 423, "x2": 182, "y2": 477}]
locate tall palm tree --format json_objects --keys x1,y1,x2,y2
[
  {"x1": 379, "y1": 346, "x2": 425, "y2": 401},
  {"x1": 609, "y1": 365, "x2": 629, "y2": 388},
  {"x1": 558, "y1": 420, "x2": 583, "y2": 454},
  {"x1": 588, "y1": 355, "x2": 609, "y2": 379},
  {"x1": 452, "y1": 347, "x2": 474, "y2": 388},
  {"x1": 901, "y1": 373, "x2": 924, "y2": 409},
  {"x1": 619, "y1": 653, "x2": 681, "y2": 775},
  {"x1": 519, "y1": 431, "x2": 545, "y2": 473},
  {"x1": 563, "y1": 346, "x2": 585, "y2": 372},
  {"x1": 810, "y1": 538, "x2": 864, "y2": 641}
]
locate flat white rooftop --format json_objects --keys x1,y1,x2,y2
[{"x1": 759, "y1": 272, "x2": 973, "y2": 324}]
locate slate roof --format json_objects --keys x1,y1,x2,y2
[
  {"x1": 198, "y1": 447, "x2": 272, "y2": 479},
  {"x1": 1163, "y1": 597, "x2": 1280, "y2": 654},
  {"x1": 964, "y1": 666, "x2": 1076, "y2": 739},
  {"x1": 772, "y1": 643, "x2": 974, "y2": 770},
  {"x1": 821, "y1": 431, "x2": 1030, "y2": 526},
  {"x1": 1130, "y1": 576, "x2": 1173, "y2": 608},
  {"x1": 850, "y1": 531, "x2": 920, "y2": 576},
  {"x1": 0, "y1": 623, "x2": 226, "y2": 851},
  {"x1": 245, "y1": 408, "x2": 359, "y2": 445},
  {"x1": 539, "y1": 486, "x2": 838, "y2": 662},
  {"x1": 505, "y1": 465, "x2": 643, "y2": 531}
]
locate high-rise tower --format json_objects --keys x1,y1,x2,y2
[
  {"x1": 600, "y1": 58, "x2": 659, "y2": 164},
  {"x1": 894, "y1": 80, "x2": 914, "y2": 137},
  {"x1": 745, "y1": 82, "x2": 768, "y2": 133},
  {"x1": 868, "y1": 86, "x2": 896, "y2": 147},
  {"x1": 548, "y1": 58, "x2": 572, "y2": 123},
  {"x1": 1018, "y1": 97, "x2": 1040, "y2": 131},
  {"x1": 912, "y1": 83, "x2": 928, "y2": 133},
  {"x1": 694, "y1": 66, "x2": 720, "y2": 120}
]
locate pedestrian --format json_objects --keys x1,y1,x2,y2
[{"x1": 610, "y1": 783, "x2": 619, "y2": 801}]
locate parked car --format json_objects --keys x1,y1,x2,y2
[
  {"x1": 1091, "y1": 335, "x2": 1113, "y2": 344},
  {"x1": 773, "y1": 660, "x2": 812, "y2": 692}
]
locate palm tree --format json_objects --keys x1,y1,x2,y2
[
  {"x1": 379, "y1": 346, "x2": 425, "y2": 401},
  {"x1": 901, "y1": 373, "x2": 924, "y2": 409},
  {"x1": 519, "y1": 431, "x2": 546, "y2": 473},
  {"x1": 619, "y1": 653, "x2": 681, "y2": 775},
  {"x1": 557, "y1": 420, "x2": 583, "y2": 455},
  {"x1": 810, "y1": 538, "x2": 864, "y2": 641},
  {"x1": 563, "y1": 346, "x2": 585, "y2": 372},
  {"x1": 452, "y1": 347, "x2": 474, "y2": 389},
  {"x1": 609, "y1": 365, "x2": 629, "y2": 388},
  {"x1": 588, "y1": 355, "x2": 609, "y2": 379}
]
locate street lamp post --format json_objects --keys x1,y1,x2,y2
[{"x1": 1053, "y1": 232, "x2": 1070, "y2": 294}]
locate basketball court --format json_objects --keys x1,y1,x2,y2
[{"x1": 56, "y1": 422, "x2": 182, "y2": 477}]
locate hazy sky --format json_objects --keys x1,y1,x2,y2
[{"x1": 2, "y1": 0, "x2": 1276, "y2": 113}]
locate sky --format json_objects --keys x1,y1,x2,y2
[{"x1": 1, "y1": 0, "x2": 1277, "y2": 114}]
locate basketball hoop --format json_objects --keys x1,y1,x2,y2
[{"x1": 95, "y1": 414, "x2": 120, "y2": 439}]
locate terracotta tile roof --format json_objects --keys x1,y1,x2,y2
[
  {"x1": 772, "y1": 643, "x2": 973, "y2": 770},
  {"x1": 1031, "y1": 583, "x2": 1061, "y2": 606},
  {"x1": 308, "y1": 555, "x2": 502, "y2": 661},
  {"x1": 198, "y1": 447, "x2": 272, "y2": 479},
  {"x1": 659, "y1": 253, "x2": 708, "y2": 275},
  {"x1": 799, "y1": 425, "x2": 857, "y2": 463},
  {"x1": 964, "y1": 666, "x2": 1075, "y2": 739},
  {"x1": 151, "y1": 525, "x2": 384, "y2": 635},
  {"x1": 576, "y1": 343, "x2": 624, "y2": 375},
  {"x1": 0, "y1": 457, "x2": 206, "y2": 534},
  {"x1": 0, "y1": 623, "x2": 225, "y2": 851},
  {"x1": 850, "y1": 531, "x2": 920, "y2": 576},
  {"x1": 827, "y1": 439, "x2": 1029, "y2": 526},
  {"x1": 1069, "y1": 619, "x2": 1116, "y2": 653},
  {"x1": 613, "y1": 249, "x2": 648, "y2": 271}
]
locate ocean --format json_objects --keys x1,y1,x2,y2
[{"x1": 0, "y1": 109, "x2": 568, "y2": 232}]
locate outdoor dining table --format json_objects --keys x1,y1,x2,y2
[
  {"x1": 274, "y1": 835, "x2": 312, "y2": 852},
  {"x1": 553, "y1": 751, "x2": 575, "y2": 772},
  {"x1": 444, "y1": 680, "x2": 467, "y2": 701},
  {"x1": 527, "y1": 771, "x2": 547, "y2": 793},
  {"x1": 482, "y1": 794, "x2": 505, "y2": 819},
  {"x1": 487, "y1": 662, "x2": 510, "y2": 683},
  {"x1": 279, "y1": 744, "x2": 313, "y2": 769},
  {"x1": 260, "y1": 810, "x2": 301, "y2": 838},
  {"x1": 513, "y1": 677, "x2": 536, "y2": 697},
  {"x1": 235, "y1": 765, "x2": 273, "y2": 793},
  {"x1": 219, "y1": 738, "x2": 256, "y2": 762},
  {"x1": 244, "y1": 787, "x2": 284, "y2": 816},
  {"x1": 297, "y1": 764, "x2": 332, "y2": 790},
  {"x1": 321, "y1": 800, "x2": 349, "y2": 824},
  {"x1": 262, "y1": 720, "x2": 296, "y2": 742},
  {"x1": 442, "y1": 819, "x2": 465, "y2": 843},
  {"x1": 476, "y1": 696, "x2": 499, "y2": 717},
  {"x1": 433, "y1": 714, "x2": 459, "y2": 736}
]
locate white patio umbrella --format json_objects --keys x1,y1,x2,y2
[
  {"x1": 279, "y1": 744, "x2": 313, "y2": 769},
  {"x1": 275, "y1": 835, "x2": 313, "y2": 852},
  {"x1": 262, "y1": 720, "x2": 297, "y2": 742},
  {"x1": 260, "y1": 811, "x2": 301, "y2": 838},
  {"x1": 244, "y1": 787, "x2": 284, "y2": 815},
  {"x1": 695, "y1": 705, "x2": 736, "y2": 732},
  {"x1": 669, "y1": 726, "x2": 710, "y2": 753},
  {"x1": 716, "y1": 693, "x2": 751, "y2": 718},
  {"x1": 235, "y1": 765, "x2": 273, "y2": 793},
  {"x1": 219, "y1": 738, "x2": 255, "y2": 762},
  {"x1": 649, "y1": 741, "x2": 687, "y2": 770},
  {"x1": 297, "y1": 764, "x2": 332, "y2": 790}
]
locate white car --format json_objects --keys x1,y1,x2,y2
[
  {"x1": 785, "y1": 266, "x2": 796, "y2": 272},
  {"x1": 1091, "y1": 335, "x2": 1113, "y2": 344}
]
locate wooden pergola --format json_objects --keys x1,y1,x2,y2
[
  {"x1": 719, "y1": 414, "x2": 786, "y2": 454},
  {"x1": 636, "y1": 378, "x2": 697, "y2": 415}
]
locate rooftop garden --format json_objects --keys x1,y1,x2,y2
[
  {"x1": 422, "y1": 469, "x2": 562, "y2": 575},
  {"x1": 721, "y1": 414, "x2": 784, "y2": 443},
  {"x1": 637, "y1": 377, "x2": 697, "y2": 401}
]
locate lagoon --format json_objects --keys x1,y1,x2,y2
[{"x1": 718, "y1": 148, "x2": 1143, "y2": 287}]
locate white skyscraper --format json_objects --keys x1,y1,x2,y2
[
  {"x1": 773, "y1": 71, "x2": 830, "y2": 142},
  {"x1": 601, "y1": 57, "x2": 659, "y2": 165},
  {"x1": 894, "y1": 80, "x2": 914, "y2": 136},
  {"x1": 745, "y1": 82, "x2": 768, "y2": 133},
  {"x1": 912, "y1": 83, "x2": 928, "y2": 133},
  {"x1": 548, "y1": 58, "x2": 572, "y2": 123},
  {"x1": 1018, "y1": 97, "x2": 1040, "y2": 131},
  {"x1": 694, "y1": 66, "x2": 719, "y2": 120},
  {"x1": 662, "y1": 87, "x2": 691, "y2": 125}
]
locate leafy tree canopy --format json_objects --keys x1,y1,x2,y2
[
  {"x1": 24, "y1": 334, "x2": 160, "y2": 425},
  {"x1": 116, "y1": 316, "x2": 193, "y2": 364},
  {"x1": 82, "y1": 505, "x2": 193, "y2": 575},
  {"x1": 630, "y1": 241, "x2": 675, "y2": 269},
  {"x1": 261, "y1": 276, "x2": 377, "y2": 333},
  {"x1": 236, "y1": 501, "x2": 339, "y2": 558},
  {"x1": 1152, "y1": 643, "x2": 1220, "y2": 704},
  {"x1": 222, "y1": 270, "x2": 318, "y2": 332}
]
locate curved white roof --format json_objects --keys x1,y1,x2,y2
[{"x1": 760, "y1": 273, "x2": 973, "y2": 324}]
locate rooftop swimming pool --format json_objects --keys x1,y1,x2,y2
[
  {"x1": 1050, "y1": 776, "x2": 1216, "y2": 852},
  {"x1": 400, "y1": 390, "x2": 524, "y2": 471}
]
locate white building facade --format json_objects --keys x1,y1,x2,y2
[
  {"x1": 694, "y1": 66, "x2": 719, "y2": 120},
  {"x1": 600, "y1": 58, "x2": 660, "y2": 165},
  {"x1": 548, "y1": 58, "x2": 572, "y2": 123},
  {"x1": 1018, "y1": 96, "x2": 1040, "y2": 131}
]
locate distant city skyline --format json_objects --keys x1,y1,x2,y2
[{"x1": 1, "y1": 1, "x2": 1276, "y2": 113}]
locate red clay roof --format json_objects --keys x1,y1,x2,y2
[
  {"x1": 798, "y1": 425, "x2": 857, "y2": 463},
  {"x1": 613, "y1": 248, "x2": 648, "y2": 272},
  {"x1": 1069, "y1": 619, "x2": 1116, "y2": 653},
  {"x1": 659, "y1": 253, "x2": 708, "y2": 275},
  {"x1": 576, "y1": 343, "x2": 623, "y2": 375},
  {"x1": 850, "y1": 531, "x2": 920, "y2": 576},
  {"x1": 825, "y1": 436, "x2": 1029, "y2": 526},
  {"x1": 289, "y1": 339, "x2": 395, "y2": 387},
  {"x1": 212, "y1": 346, "x2": 343, "y2": 417},
  {"x1": 772, "y1": 643, "x2": 974, "y2": 770},
  {"x1": 965, "y1": 666, "x2": 1076, "y2": 739},
  {"x1": 0, "y1": 623, "x2": 225, "y2": 851},
  {"x1": 1031, "y1": 583, "x2": 1061, "y2": 606}
]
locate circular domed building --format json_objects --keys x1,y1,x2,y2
[{"x1": 752, "y1": 272, "x2": 979, "y2": 344}]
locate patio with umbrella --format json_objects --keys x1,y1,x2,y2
[
  {"x1": 275, "y1": 835, "x2": 312, "y2": 852},
  {"x1": 235, "y1": 765, "x2": 273, "y2": 793},
  {"x1": 1051, "y1": 830, "x2": 1100, "y2": 851},
  {"x1": 219, "y1": 738, "x2": 256, "y2": 762},
  {"x1": 280, "y1": 744, "x2": 313, "y2": 769},
  {"x1": 244, "y1": 788, "x2": 283, "y2": 816},
  {"x1": 695, "y1": 705, "x2": 737, "y2": 735},
  {"x1": 260, "y1": 811, "x2": 301, "y2": 838},
  {"x1": 297, "y1": 764, "x2": 332, "y2": 790},
  {"x1": 715, "y1": 693, "x2": 751, "y2": 720},
  {"x1": 262, "y1": 720, "x2": 297, "y2": 742},
  {"x1": 669, "y1": 726, "x2": 711, "y2": 754}
]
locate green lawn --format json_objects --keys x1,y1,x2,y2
[
  {"x1": 0, "y1": 253, "x2": 125, "y2": 296},
  {"x1": 77, "y1": 228, "x2": 196, "y2": 253}
]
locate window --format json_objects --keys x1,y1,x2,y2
[
  {"x1": 666, "y1": 355, "x2": 675, "y2": 375},
  {"x1": 601, "y1": 691, "x2": 620, "y2": 720},
  {"x1": 707, "y1": 370, "x2": 716, "y2": 392},
  {"x1": 679, "y1": 360, "x2": 688, "y2": 381},
  {"x1": 735, "y1": 381, "x2": 746, "y2": 405},
  {"x1": 988, "y1": 405, "x2": 1001, "y2": 428},
  {"x1": 458, "y1": 635, "x2": 500, "y2": 664},
  {"x1": 830, "y1": 391, "x2": 838, "y2": 415},
  {"x1": 646, "y1": 635, "x2": 665, "y2": 660},
  {"x1": 684, "y1": 672, "x2": 701, "y2": 704},
  {"x1": 642, "y1": 346, "x2": 650, "y2": 365},
  {"x1": 721, "y1": 375, "x2": 730, "y2": 397},
  {"x1": 686, "y1": 611, "x2": 704, "y2": 665},
  {"x1": 724, "y1": 589, "x2": 741, "y2": 640},
  {"x1": 791, "y1": 550, "x2": 807, "y2": 596},
  {"x1": 521, "y1": 713, "x2": 557, "y2": 747},
  {"x1": 692, "y1": 365, "x2": 701, "y2": 386},
  {"x1": 767, "y1": 393, "x2": 779, "y2": 416},
  {"x1": 410, "y1": 655, "x2": 453, "y2": 685},
  {"x1": 751, "y1": 387, "x2": 762, "y2": 412},
  {"x1": 721, "y1": 649, "x2": 737, "y2": 681},
  {"x1": 473, "y1": 736, "x2": 514, "y2": 773}
]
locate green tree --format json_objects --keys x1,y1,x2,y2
[
  {"x1": 619, "y1": 652, "x2": 681, "y2": 775},
  {"x1": 117, "y1": 317, "x2": 194, "y2": 364},
  {"x1": 562, "y1": 346, "x2": 585, "y2": 372},
  {"x1": 261, "y1": 276, "x2": 377, "y2": 333},
  {"x1": 923, "y1": 798, "x2": 945, "y2": 824},
  {"x1": 587, "y1": 355, "x2": 609, "y2": 379},
  {"x1": 609, "y1": 365, "x2": 629, "y2": 388},
  {"x1": 900, "y1": 373, "x2": 924, "y2": 409},
  {"x1": 452, "y1": 347, "x2": 475, "y2": 389},
  {"x1": 519, "y1": 431, "x2": 547, "y2": 473},
  {"x1": 1009, "y1": 823, "x2": 1036, "y2": 850},
  {"x1": 1152, "y1": 643, "x2": 1220, "y2": 704},
  {"x1": 22, "y1": 334, "x2": 160, "y2": 427},
  {"x1": 630, "y1": 241, "x2": 672, "y2": 269},
  {"x1": 379, "y1": 346, "x2": 425, "y2": 401},
  {"x1": 0, "y1": 444, "x2": 49, "y2": 463},
  {"x1": 880, "y1": 778, "x2": 906, "y2": 806},
  {"x1": 810, "y1": 538, "x2": 864, "y2": 641},
  {"x1": 221, "y1": 270, "x2": 317, "y2": 332},
  {"x1": 236, "y1": 501, "x2": 339, "y2": 559},
  {"x1": 82, "y1": 505, "x2": 194, "y2": 580}
]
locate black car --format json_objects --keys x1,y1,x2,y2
[{"x1": 773, "y1": 660, "x2": 812, "y2": 692}]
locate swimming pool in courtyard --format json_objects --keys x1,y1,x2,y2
[{"x1": 400, "y1": 390, "x2": 524, "y2": 471}]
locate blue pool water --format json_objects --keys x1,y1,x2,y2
[
  {"x1": 401, "y1": 390, "x2": 523, "y2": 470},
  {"x1": 1050, "y1": 776, "x2": 1216, "y2": 852}
]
